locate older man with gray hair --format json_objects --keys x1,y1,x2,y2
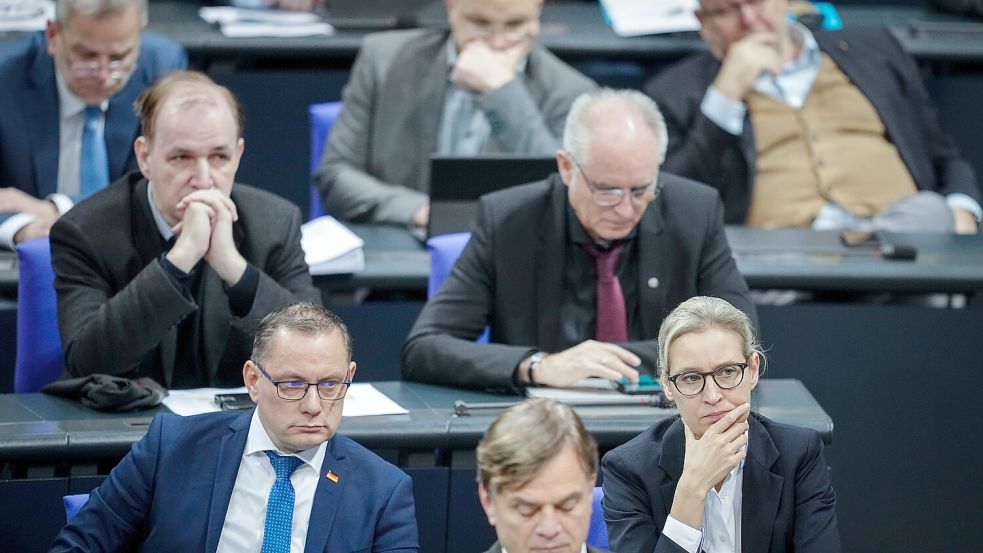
[
  {"x1": 403, "y1": 88, "x2": 755, "y2": 393},
  {"x1": 477, "y1": 398, "x2": 609, "y2": 553},
  {"x1": 0, "y1": 0, "x2": 186, "y2": 248}
]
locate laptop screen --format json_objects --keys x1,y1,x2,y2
[{"x1": 428, "y1": 154, "x2": 557, "y2": 237}]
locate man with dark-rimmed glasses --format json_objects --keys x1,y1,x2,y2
[
  {"x1": 51, "y1": 302, "x2": 420, "y2": 552},
  {"x1": 403, "y1": 88, "x2": 756, "y2": 392},
  {"x1": 0, "y1": 0, "x2": 186, "y2": 248}
]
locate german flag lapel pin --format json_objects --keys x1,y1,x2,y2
[{"x1": 325, "y1": 470, "x2": 340, "y2": 484}]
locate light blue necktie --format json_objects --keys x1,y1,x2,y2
[
  {"x1": 79, "y1": 106, "x2": 109, "y2": 200},
  {"x1": 262, "y1": 451, "x2": 305, "y2": 553}
]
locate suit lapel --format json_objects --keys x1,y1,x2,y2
[
  {"x1": 303, "y1": 438, "x2": 349, "y2": 553},
  {"x1": 535, "y1": 177, "x2": 568, "y2": 351},
  {"x1": 26, "y1": 44, "x2": 60, "y2": 198},
  {"x1": 131, "y1": 177, "x2": 178, "y2": 387},
  {"x1": 104, "y1": 87, "x2": 137, "y2": 178},
  {"x1": 636, "y1": 184, "x2": 668, "y2": 336},
  {"x1": 204, "y1": 412, "x2": 252, "y2": 552},
  {"x1": 657, "y1": 417, "x2": 686, "y2": 518},
  {"x1": 741, "y1": 416, "x2": 783, "y2": 553}
]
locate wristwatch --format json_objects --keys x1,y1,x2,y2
[{"x1": 526, "y1": 352, "x2": 546, "y2": 386}]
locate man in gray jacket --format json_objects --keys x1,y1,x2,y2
[{"x1": 316, "y1": 0, "x2": 596, "y2": 230}]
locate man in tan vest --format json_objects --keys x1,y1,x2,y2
[{"x1": 647, "y1": 0, "x2": 980, "y2": 234}]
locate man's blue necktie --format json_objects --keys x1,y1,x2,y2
[
  {"x1": 79, "y1": 106, "x2": 109, "y2": 200},
  {"x1": 262, "y1": 451, "x2": 305, "y2": 553}
]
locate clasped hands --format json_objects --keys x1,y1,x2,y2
[{"x1": 165, "y1": 189, "x2": 246, "y2": 285}]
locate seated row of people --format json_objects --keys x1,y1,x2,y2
[
  {"x1": 50, "y1": 297, "x2": 841, "y2": 552},
  {"x1": 1, "y1": 0, "x2": 977, "y2": 252}
]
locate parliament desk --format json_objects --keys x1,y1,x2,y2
[
  {"x1": 0, "y1": 379, "x2": 828, "y2": 553},
  {"x1": 316, "y1": 225, "x2": 983, "y2": 297}
]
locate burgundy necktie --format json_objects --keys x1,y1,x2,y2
[{"x1": 583, "y1": 242, "x2": 628, "y2": 343}]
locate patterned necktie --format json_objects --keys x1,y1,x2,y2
[
  {"x1": 583, "y1": 242, "x2": 629, "y2": 343},
  {"x1": 262, "y1": 451, "x2": 305, "y2": 553},
  {"x1": 79, "y1": 106, "x2": 109, "y2": 200}
]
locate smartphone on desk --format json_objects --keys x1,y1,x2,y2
[
  {"x1": 616, "y1": 375, "x2": 663, "y2": 395},
  {"x1": 215, "y1": 393, "x2": 255, "y2": 411}
]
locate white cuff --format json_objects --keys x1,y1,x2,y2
[
  {"x1": 0, "y1": 212, "x2": 38, "y2": 250},
  {"x1": 663, "y1": 514, "x2": 703, "y2": 553},
  {"x1": 700, "y1": 87, "x2": 746, "y2": 136},
  {"x1": 46, "y1": 193, "x2": 75, "y2": 215},
  {"x1": 945, "y1": 193, "x2": 982, "y2": 222}
]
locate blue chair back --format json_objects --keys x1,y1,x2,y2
[
  {"x1": 64, "y1": 493, "x2": 90, "y2": 522},
  {"x1": 426, "y1": 232, "x2": 488, "y2": 343},
  {"x1": 14, "y1": 237, "x2": 63, "y2": 392},
  {"x1": 587, "y1": 486, "x2": 609, "y2": 549},
  {"x1": 308, "y1": 101, "x2": 343, "y2": 221}
]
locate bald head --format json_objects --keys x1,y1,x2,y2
[{"x1": 562, "y1": 89, "x2": 667, "y2": 167}]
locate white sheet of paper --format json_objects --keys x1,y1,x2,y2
[
  {"x1": 0, "y1": 1, "x2": 54, "y2": 32},
  {"x1": 163, "y1": 383, "x2": 408, "y2": 417},
  {"x1": 600, "y1": 0, "x2": 700, "y2": 37},
  {"x1": 220, "y1": 22, "x2": 334, "y2": 38},
  {"x1": 301, "y1": 215, "x2": 366, "y2": 274}
]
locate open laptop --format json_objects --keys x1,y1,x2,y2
[
  {"x1": 325, "y1": 0, "x2": 444, "y2": 30},
  {"x1": 428, "y1": 154, "x2": 558, "y2": 237}
]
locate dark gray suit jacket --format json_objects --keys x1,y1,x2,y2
[
  {"x1": 646, "y1": 28, "x2": 980, "y2": 224},
  {"x1": 317, "y1": 27, "x2": 596, "y2": 224},
  {"x1": 482, "y1": 542, "x2": 610, "y2": 553},
  {"x1": 401, "y1": 174, "x2": 756, "y2": 392},
  {"x1": 50, "y1": 172, "x2": 321, "y2": 388},
  {"x1": 602, "y1": 414, "x2": 841, "y2": 553}
]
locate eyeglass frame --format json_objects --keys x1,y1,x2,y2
[
  {"x1": 252, "y1": 361, "x2": 352, "y2": 402},
  {"x1": 66, "y1": 58, "x2": 134, "y2": 82},
  {"x1": 459, "y1": 15, "x2": 537, "y2": 42},
  {"x1": 665, "y1": 361, "x2": 749, "y2": 397},
  {"x1": 567, "y1": 154, "x2": 659, "y2": 207},
  {"x1": 698, "y1": 0, "x2": 773, "y2": 22}
]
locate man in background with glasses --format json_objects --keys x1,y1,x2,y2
[
  {"x1": 403, "y1": 89, "x2": 755, "y2": 392},
  {"x1": 648, "y1": 0, "x2": 980, "y2": 234},
  {"x1": 316, "y1": 0, "x2": 595, "y2": 231},
  {"x1": 51, "y1": 302, "x2": 420, "y2": 552},
  {"x1": 0, "y1": 0, "x2": 186, "y2": 248}
]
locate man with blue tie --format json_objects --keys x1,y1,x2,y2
[
  {"x1": 0, "y1": 0, "x2": 186, "y2": 248},
  {"x1": 50, "y1": 302, "x2": 420, "y2": 552}
]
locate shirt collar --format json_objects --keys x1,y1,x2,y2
[
  {"x1": 55, "y1": 69, "x2": 109, "y2": 119},
  {"x1": 783, "y1": 20, "x2": 820, "y2": 75},
  {"x1": 146, "y1": 183, "x2": 174, "y2": 241},
  {"x1": 244, "y1": 409, "x2": 326, "y2": 473}
]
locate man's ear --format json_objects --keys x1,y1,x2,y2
[
  {"x1": 243, "y1": 360, "x2": 260, "y2": 402},
  {"x1": 45, "y1": 20, "x2": 59, "y2": 57},
  {"x1": 478, "y1": 482, "x2": 497, "y2": 527}
]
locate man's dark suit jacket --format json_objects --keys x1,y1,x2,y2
[
  {"x1": 646, "y1": 28, "x2": 980, "y2": 224},
  {"x1": 401, "y1": 174, "x2": 756, "y2": 392},
  {"x1": 50, "y1": 172, "x2": 321, "y2": 388},
  {"x1": 50, "y1": 410, "x2": 419, "y2": 552},
  {"x1": 481, "y1": 542, "x2": 610, "y2": 553},
  {"x1": 0, "y1": 31, "x2": 186, "y2": 204},
  {"x1": 601, "y1": 413, "x2": 841, "y2": 553}
]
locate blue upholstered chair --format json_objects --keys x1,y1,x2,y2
[
  {"x1": 63, "y1": 493, "x2": 90, "y2": 522},
  {"x1": 307, "y1": 101, "x2": 343, "y2": 221},
  {"x1": 425, "y1": 232, "x2": 489, "y2": 343},
  {"x1": 14, "y1": 237, "x2": 64, "y2": 392},
  {"x1": 587, "y1": 486, "x2": 609, "y2": 550}
]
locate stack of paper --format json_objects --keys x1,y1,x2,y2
[
  {"x1": 600, "y1": 0, "x2": 700, "y2": 37},
  {"x1": 199, "y1": 7, "x2": 334, "y2": 38},
  {"x1": 0, "y1": 0, "x2": 53, "y2": 32},
  {"x1": 301, "y1": 215, "x2": 365, "y2": 275}
]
